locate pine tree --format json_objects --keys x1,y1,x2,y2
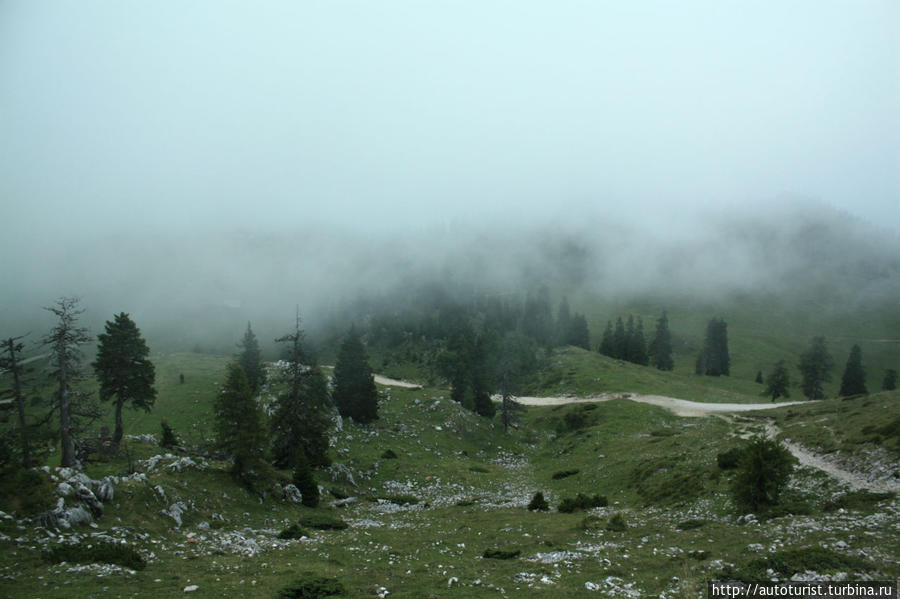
[
  {"x1": 237, "y1": 322, "x2": 265, "y2": 394},
  {"x1": 272, "y1": 311, "x2": 332, "y2": 468},
  {"x1": 627, "y1": 317, "x2": 649, "y2": 366},
  {"x1": 798, "y1": 336, "x2": 833, "y2": 400},
  {"x1": 566, "y1": 314, "x2": 591, "y2": 350},
  {"x1": 1, "y1": 335, "x2": 34, "y2": 467},
  {"x1": 599, "y1": 321, "x2": 614, "y2": 356},
  {"x1": 648, "y1": 311, "x2": 674, "y2": 371},
  {"x1": 697, "y1": 318, "x2": 730, "y2": 376},
  {"x1": 838, "y1": 344, "x2": 867, "y2": 397},
  {"x1": 332, "y1": 328, "x2": 379, "y2": 424},
  {"x1": 93, "y1": 313, "x2": 157, "y2": 448},
  {"x1": 293, "y1": 455, "x2": 320, "y2": 508},
  {"x1": 43, "y1": 297, "x2": 93, "y2": 468},
  {"x1": 763, "y1": 360, "x2": 791, "y2": 401},
  {"x1": 612, "y1": 317, "x2": 627, "y2": 360},
  {"x1": 214, "y1": 362, "x2": 268, "y2": 484},
  {"x1": 883, "y1": 369, "x2": 898, "y2": 391},
  {"x1": 556, "y1": 297, "x2": 572, "y2": 347}
]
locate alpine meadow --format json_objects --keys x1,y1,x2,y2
[{"x1": 2, "y1": 2, "x2": 899, "y2": 598}]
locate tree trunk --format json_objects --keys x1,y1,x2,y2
[
  {"x1": 113, "y1": 398, "x2": 125, "y2": 448},
  {"x1": 5, "y1": 338, "x2": 31, "y2": 468},
  {"x1": 58, "y1": 357, "x2": 76, "y2": 468}
]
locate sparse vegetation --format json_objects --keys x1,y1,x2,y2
[
  {"x1": 558, "y1": 493, "x2": 608, "y2": 513},
  {"x1": 43, "y1": 540, "x2": 146, "y2": 571}
]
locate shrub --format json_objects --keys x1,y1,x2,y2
[
  {"x1": 159, "y1": 419, "x2": 178, "y2": 448},
  {"x1": 579, "y1": 514, "x2": 604, "y2": 531},
  {"x1": 296, "y1": 514, "x2": 348, "y2": 530},
  {"x1": 277, "y1": 574, "x2": 345, "y2": 598},
  {"x1": 483, "y1": 548, "x2": 521, "y2": 559},
  {"x1": 718, "y1": 548, "x2": 871, "y2": 582},
  {"x1": 43, "y1": 541, "x2": 146, "y2": 570},
  {"x1": 552, "y1": 469, "x2": 579, "y2": 480},
  {"x1": 628, "y1": 456, "x2": 708, "y2": 505},
  {"x1": 380, "y1": 449, "x2": 398, "y2": 459},
  {"x1": 0, "y1": 467, "x2": 53, "y2": 516},
  {"x1": 716, "y1": 447, "x2": 743, "y2": 470},
  {"x1": 469, "y1": 465, "x2": 489, "y2": 473},
  {"x1": 676, "y1": 519, "x2": 706, "y2": 531},
  {"x1": 527, "y1": 492, "x2": 549, "y2": 511},
  {"x1": 606, "y1": 513, "x2": 627, "y2": 532},
  {"x1": 277, "y1": 523, "x2": 309, "y2": 539},
  {"x1": 823, "y1": 490, "x2": 895, "y2": 512},
  {"x1": 731, "y1": 436, "x2": 796, "y2": 513},
  {"x1": 558, "y1": 493, "x2": 608, "y2": 513}
]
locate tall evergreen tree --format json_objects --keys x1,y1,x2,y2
[
  {"x1": 763, "y1": 360, "x2": 791, "y2": 401},
  {"x1": 697, "y1": 318, "x2": 730, "y2": 376},
  {"x1": 93, "y1": 313, "x2": 157, "y2": 448},
  {"x1": 599, "y1": 321, "x2": 614, "y2": 356},
  {"x1": 494, "y1": 332, "x2": 535, "y2": 433},
  {"x1": 273, "y1": 311, "x2": 331, "y2": 467},
  {"x1": 883, "y1": 369, "x2": 898, "y2": 391},
  {"x1": 332, "y1": 328, "x2": 379, "y2": 424},
  {"x1": 648, "y1": 311, "x2": 674, "y2": 371},
  {"x1": 214, "y1": 362, "x2": 268, "y2": 484},
  {"x1": 1, "y1": 335, "x2": 34, "y2": 467},
  {"x1": 627, "y1": 317, "x2": 649, "y2": 365},
  {"x1": 798, "y1": 336, "x2": 833, "y2": 400},
  {"x1": 566, "y1": 314, "x2": 591, "y2": 350},
  {"x1": 838, "y1": 344, "x2": 867, "y2": 397},
  {"x1": 612, "y1": 317, "x2": 627, "y2": 360},
  {"x1": 556, "y1": 297, "x2": 572, "y2": 347},
  {"x1": 521, "y1": 286, "x2": 553, "y2": 347},
  {"x1": 237, "y1": 322, "x2": 265, "y2": 394},
  {"x1": 43, "y1": 297, "x2": 92, "y2": 468}
]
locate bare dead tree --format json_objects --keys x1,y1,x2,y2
[{"x1": 42, "y1": 297, "x2": 91, "y2": 468}]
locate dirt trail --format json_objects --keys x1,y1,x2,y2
[{"x1": 510, "y1": 392, "x2": 807, "y2": 417}]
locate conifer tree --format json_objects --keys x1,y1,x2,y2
[
  {"x1": 556, "y1": 297, "x2": 572, "y2": 347},
  {"x1": 627, "y1": 317, "x2": 649, "y2": 365},
  {"x1": 43, "y1": 297, "x2": 92, "y2": 468},
  {"x1": 599, "y1": 321, "x2": 614, "y2": 356},
  {"x1": 612, "y1": 317, "x2": 627, "y2": 360},
  {"x1": 566, "y1": 314, "x2": 591, "y2": 350},
  {"x1": 798, "y1": 336, "x2": 833, "y2": 400},
  {"x1": 883, "y1": 369, "x2": 898, "y2": 391},
  {"x1": 332, "y1": 327, "x2": 379, "y2": 424},
  {"x1": 763, "y1": 360, "x2": 791, "y2": 401},
  {"x1": 838, "y1": 344, "x2": 867, "y2": 397},
  {"x1": 214, "y1": 362, "x2": 268, "y2": 484},
  {"x1": 1, "y1": 335, "x2": 34, "y2": 467},
  {"x1": 93, "y1": 313, "x2": 156, "y2": 448},
  {"x1": 648, "y1": 311, "x2": 674, "y2": 371},
  {"x1": 237, "y1": 322, "x2": 265, "y2": 394},
  {"x1": 293, "y1": 454, "x2": 320, "y2": 508},
  {"x1": 273, "y1": 311, "x2": 332, "y2": 468},
  {"x1": 697, "y1": 318, "x2": 730, "y2": 376}
]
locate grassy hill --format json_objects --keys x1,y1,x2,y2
[{"x1": 1, "y1": 351, "x2": 898, "y2": 598}]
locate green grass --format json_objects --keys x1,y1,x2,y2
[{"x1": 1, "y1": 350, "x2": 898, "y2": 598}]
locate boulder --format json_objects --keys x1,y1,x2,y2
[
  {"x1": 282, "y1": 484, "x2": 302, "y2": 503},
  {"x1": 75, "y1": 483, "x2": 104, "y2": 518},
  {"x1": 96, "y1": 477, "x2": 115, "y2": 503}
]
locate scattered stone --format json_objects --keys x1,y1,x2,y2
[{"x1": 183, "y1": 585, "x2": 198, "y2": 592}]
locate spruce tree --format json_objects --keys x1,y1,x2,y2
[
  {"x1": 566, "y1": 314, "x2": 591, "y2": 350},
  {"x1": 556, "y1": 297, "x2": 571, "y2": 347},
  {"x1": 838, "y1": 344, "x2": 867, "y2": 397},
  {"x1": 237, "y1": 322, "x2": 265, "y2": 394},
  {"x1": 697, "y1": 318, "x2": 730, "y2": 376},
  {"x1": 612, "y1": 317, "x2": 627, "y2": 360},
  {"x1": 214, "y1": 362, "x2": 268, "y2": 484},
  {"x1": 648, "y1": 311, "x2": 674, "y2": 371},
  {"x1": 293, "y1": 455, "x2": 320, "y2": 508},
  {"x1": 332, "y1": 328, "x2": 379, "y2": 424},
  {"x1": 627, "y1": 317, "x2": 649, "y2": 366},
  {"x1": 798, "y1": 336, "x2": 833, "y2": 400},
  {"x1": 93, "y1": 313, "x2": 157, "y2": 448},
  {"x1": 763, "y1": 360, "x2": 790, "y2": 401},
  {"x1": 599, "y1": 321, "x2": 614, "y2": 356},
  {"x1": 272, "y1": 311, "x2": 332, "y2": 468},
  {"x1": 883, "y1": 369, "x2": 898, "y2": 391}
]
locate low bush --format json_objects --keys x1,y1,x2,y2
[
  {"x1": 296, "y1": 514, "x2": 348, "y2": 530},
  {"x1": 716, "y1": 447, "x2": 743, "y2": 470},
  {"x1": 277, "y1": 523, "x2": 309, "y2": 539},
  {"x1": 43, "y1": 541, "x2": 146, "y2": 571},
  {"x1": 606, "y1": 513, "x2": 627, "y2": 532},
  {"x1": 277, "y1": 574, "x2": 345, "y2": 598},
  {"x1": 823, "y1": 490, "x2": 895, "y2": 512},
  {"x1": 552, "y1": 469, "x2": 579, "y2": 480},
  {"x1": 731, "y1": 436, "x2": 796, "y2": 513},
  {"x1": 717, "y1": 548, "x2": 871, "y2": 582},
  {"x1": 527, "y1": 492, "x2": 549, "y2": 511},
  {"x1": 558, "y1": 493, "x2": 608, "y2": 513},
  {"x1": 483, "y1": 548, "x2": 521, "y2": 560},
  {"x1": 676, "y1": 519, "x2": 706, "y2": 531},
  {"x1": 380, "y1": 449, "x2": 398, "y2": 459}
]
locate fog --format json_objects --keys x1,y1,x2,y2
[{"x1": 2, "y1": 2, "x2": 898, "y2": 349}]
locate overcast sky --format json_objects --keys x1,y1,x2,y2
[{"x1": 1, "y1": 1, "x2": 898, "y2": 240}]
